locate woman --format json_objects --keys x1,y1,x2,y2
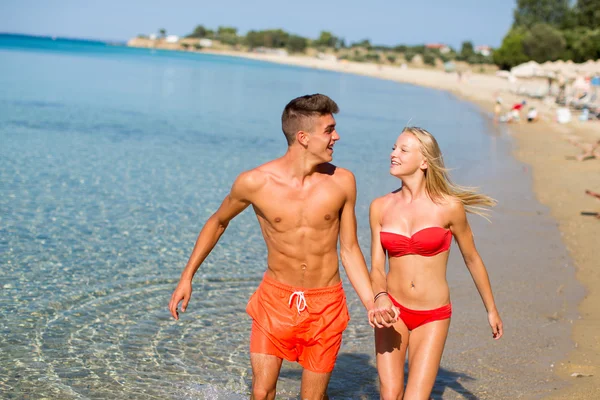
[{"x1": 370, "y1": 127, "x2": 503, "y2": 400}]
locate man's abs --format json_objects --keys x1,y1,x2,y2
[{"x1": 264, "y1": 248, "x2": 341, "y2": 289}]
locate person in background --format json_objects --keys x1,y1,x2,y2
[{"x1": 527, "y1": 107, "x2": 539, "y2": 123}]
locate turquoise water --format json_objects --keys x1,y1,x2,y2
[{"x1": 0, "y1": 34, "x2": 558, "y2": 399}]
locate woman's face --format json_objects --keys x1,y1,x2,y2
[{"x1": 390, "y1": 131, "x2": 427, "y2": 178}]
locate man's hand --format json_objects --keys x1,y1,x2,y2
[
  {"x1": 169, "y1": 280, "x2": 192, "y2": 320},
  {"x1": 368, "y1": 296, "x2": 400, "y2": 328}
]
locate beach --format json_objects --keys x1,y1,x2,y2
[
  {"x1": 200, "y1": 49, "x2": 600, "y2": 398},
  {"x1": 1, "y1": 34, "x2": 598, "y2": 398}
]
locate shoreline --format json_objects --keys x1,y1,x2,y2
[{"x1": 197, "y1": 49, "x2": 600, "y2": 398}]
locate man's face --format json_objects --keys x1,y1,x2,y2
[{"x1": 306, "y1": 114, "x2": 339, "y2": 162}]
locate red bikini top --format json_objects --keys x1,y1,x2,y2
[{"x1": 380, "y1": 227, "x2": 452, "y2": 257}]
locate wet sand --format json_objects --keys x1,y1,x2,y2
[{"x1": 197, "y1": 51, "x2": 600, "y2": 398}]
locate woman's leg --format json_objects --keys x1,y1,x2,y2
[
  {"x1": 375, "y1": 319, "x2": 410, "y2": 400},
  {"x1": 404, "y1": 318, "x2": 451, "y2": 400}
]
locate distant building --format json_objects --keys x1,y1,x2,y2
[
  {"x1": 317, "y1": 52, "x2": 338, "y2": 62},
  {"x1": 425, "y1": 43, "x2": 450, "y2": 54},
  {"x1": 149, "y1": 33, "x2": 158, "y2": 40},
  {"x1": 198, "y1": 38, "x2": 213, "y2": 47},
  {"x1": 254, "y1": 47, "x2": 289, "y2": 57},
  {"x1": 165, "y1": 35, "x2": 179, "y2": 43},
  {"x1": 475, "y1": 45, "x2": 492, "y2": 57}
]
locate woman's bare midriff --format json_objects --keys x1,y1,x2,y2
[{"x1": 386, "y1": 251, "x2": 451, "y2": 309}]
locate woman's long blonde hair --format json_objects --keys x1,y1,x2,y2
[{"x1": 402, "y1": 126, "x2": 496, "y2": 218}]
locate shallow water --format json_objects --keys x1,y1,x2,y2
[{"x1": 0, "y1": 34, "x2": 582, "y2": 399}]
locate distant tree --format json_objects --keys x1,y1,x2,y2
[
  {"x1": 458, "y1": 41, "x2": 475, "y2": 61},
  {"x1": 187, "y1": 25, "x2": 208, "y2": 38},
  {"x1": 351, "y1": 39, "x2": 371, "y2": 49},
  {"x1": 404, "y1": 50, "x2": 416, "y2": 62},
  {"x1": 245, "y1": 30, "x2": 262, "y2": 49},
  {"x1": 314, "y1": 31, "x2": 338, "y2": 48},
  {"x1": 563, "y1": 27, "x2": 600, "y2": 61},
  {"x1": 245, "y1": 29, "x2": 290, "y2": 49},
  {"x1": 217, "y1": 26, "x2": 239, "y2": 45},
  {"x1": 393, "y1": 45, "x2": 407, "y2": 53},
  {"x1": 181, "y1": 43, "x2": 190, "y2": 50},
  {"x1": 513, "y1": 0, "x2": 570, "y2": 28},
  {"x1": 287, "y1": 35, "x2": 308, "y2": 53},
  {"x1": 493, "y1": 28, "x2": 529, "y2": 69},
  {"x1": 387, "y1": 54, "x2": 397, "y2": 63},
  {"x1": 365, "y1": 52, "x2": 380, "y2": 63},
  {"x1": 336, "y1": 38, "x2": 346, "y2": 49},
  {"x1": 439, "y1": 49, "x2": 456, "y2": 63},
  {"x1": 423, "y1": 52, "x2": 436, "y2": 66},
  {"x1": 522, "y1": 23, "x2": 566, "y2": 62},
  {"x1": 575, "y1": 0, "x2": 600, "y2": 29},
  {"x1": 410, "y1": 45, "x2": 425, "y2": 54},
  {"x1": 159, "y1": 29, "x2": 167, "y2": 38}
]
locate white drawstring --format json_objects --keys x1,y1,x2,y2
[{"x1": 289, "y1": 291, "x2": 307, "y2": 314}]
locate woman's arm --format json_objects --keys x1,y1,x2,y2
[
  {"x1": 369, "y1": 197, "x2": 398, "y2": 328},
  {"x1": 449, "y1": 200, "x2": 503, "y2": 340}
]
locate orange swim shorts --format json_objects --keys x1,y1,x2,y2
[{"x1": 246, "y1": 274, "x2": 350, "y2": 373}]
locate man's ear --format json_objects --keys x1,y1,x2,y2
[{"x1": 297, "y1": 130, "x2": 309, "y2": 146}]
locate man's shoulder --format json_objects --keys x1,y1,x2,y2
[
  {"x1": 233, "y1": 167, "x2": 270, "y2": 194},
  {"x1": 319, "y1": 163, "x2": 355, "y2": 182}
]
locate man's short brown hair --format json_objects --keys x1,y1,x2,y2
[{"x1": 281, "y1": 94, "x2": 339, "y2": 145}]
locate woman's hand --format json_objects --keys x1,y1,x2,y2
[
  {"x1": 488, "y1": 309, "x2": 503, "y2": 340},
  {"x1": 369, "y1": 295, "x2": 400, "y2": 328}
]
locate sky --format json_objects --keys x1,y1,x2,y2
[{"x1": 0, "y1": 0, "x2": 515, "y2": 49}]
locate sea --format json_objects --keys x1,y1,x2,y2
[{"x1": 0, "y1": 34, "x2": 581, "y2": 399}]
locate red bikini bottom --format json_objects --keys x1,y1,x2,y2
[{"x1": 388, "y1": 293, "x2": 452, "y2": 331}]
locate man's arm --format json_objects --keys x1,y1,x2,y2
[
  {"x1": 168, "y1": 171, "x2": 260, "y2": 320},
  {"x1": 449, "y1": 200, "x2": 503, "y2": 340},
  {"x1": 337, "y1": 170, "x2": 374, "y2": 312}
]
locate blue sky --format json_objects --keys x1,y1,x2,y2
[{"x1": 0, "y1": 0, "x2": 515, "y2": 48}]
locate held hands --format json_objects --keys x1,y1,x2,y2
[
  {"x1": 169, "y1": 280, "x2": 192, "y2": 320},
  {"x1": 368, "y1": 293, "x2": 400, "y2": 328},
  {"x1": 488, "y1": 309, "x2": 503, "y2": 340}
]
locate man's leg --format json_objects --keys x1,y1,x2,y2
[
  {"x1": 300, "y1": 369, "x2": 332, "y2": 400},
  {"x1": 250, "y1": 353, "x2": 283, "y2": 400}
]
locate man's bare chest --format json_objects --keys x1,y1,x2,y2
[{"x1": 251, "y1": 183, "x2": 345, "y2": 231}]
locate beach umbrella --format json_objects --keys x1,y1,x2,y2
[{"x1": 511, "y1": 60, "x2": 542, "y2": 78}]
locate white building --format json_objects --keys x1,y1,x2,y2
[
  {"x1": 199, "y1": 38, "x2": 213, "y2": 47},
  {"x1": 475, "y1": 45, "x2": 492, "y2": 57}
]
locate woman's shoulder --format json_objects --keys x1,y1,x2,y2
[
  {"x1": 371, "y1": 191, "x2": 398, "y2": 206},
  {"x1": 370, "y1": 191, "x2": 397, "y2": 214},
  {"x1": 437, "y1": 195, "x2": 466, "y2": 219}
]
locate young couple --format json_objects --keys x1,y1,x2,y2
[{"x1": 169, "y1": 94, "x2": 503, "y2": 400}]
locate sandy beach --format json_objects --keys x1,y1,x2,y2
[{"x1": 198, "y1": 49, "x2": 600, "y2": 398}]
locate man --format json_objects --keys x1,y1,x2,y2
[{"x1": 169, "y1": 94, "x2": 394, "y2": 399}]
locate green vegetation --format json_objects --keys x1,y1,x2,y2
[
  {"x1": 151, "y1": 1, "x2": 596, "y2": 71},
  {"x1": 494, "y1": 0, "x2": 600, "y2": 68}
]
